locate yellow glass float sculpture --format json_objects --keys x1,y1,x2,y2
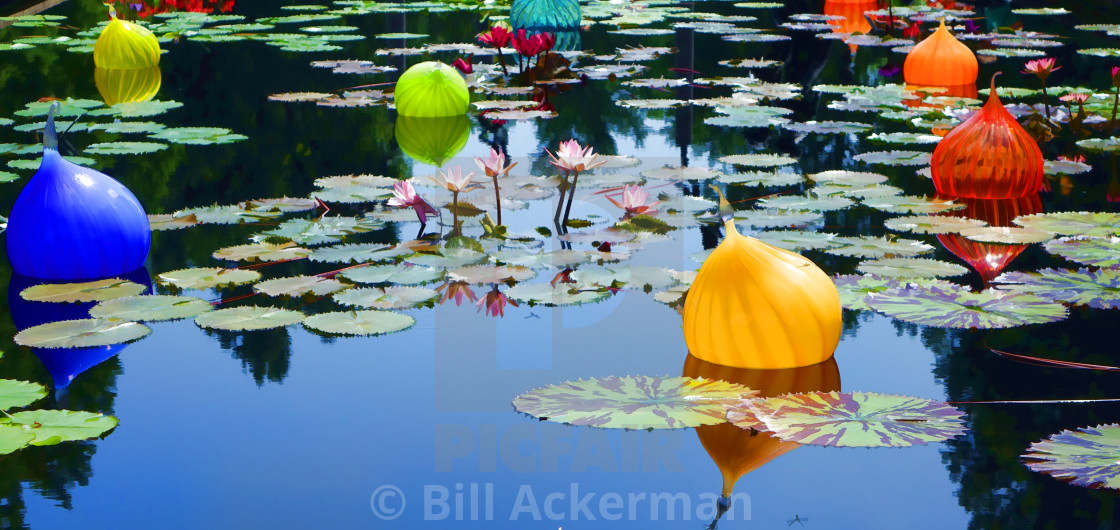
[
  {"x1": 682, "y1": 187, "x2": 842, "y2": 369},
  {"x1": 93, "y1": 13, "x2": 161, "y2": 70}
]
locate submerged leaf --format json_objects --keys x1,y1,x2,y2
[
  {"x1": 513, "y1": 375, "x2": 758, "y2": 429},
  {"x1": 729, "y1": 392, "x2": 967, "y2": 447}
]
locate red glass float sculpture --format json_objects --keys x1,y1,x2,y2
[{"x1": 930, "y1": 76, "x2": 1044, "y2": 198}]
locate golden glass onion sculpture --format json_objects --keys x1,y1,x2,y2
[
  {"x1": 95, "y1": 66, "x2": 161, "y2": 106},
  {"x1": 93, "y1": 14, "x2": 161, "y2": 70},
  {"x1": 903, "y1": 19, "x2": 977, "y2": 87},
  {"x1": 683, "y1": 354, "x2": 841, "y2": 497},
  {"x1": 930, "y1": 76, "x2": 1044, "y2": 199},
  {"x1": 682, "y1": 187, "x2": 842, "y2": 369}
]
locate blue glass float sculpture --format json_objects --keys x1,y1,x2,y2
[
  {"x1": 5, "y1": 103, "x2": 151, "y2": 280},
  {"x1": 510, "y1": 0, "x2": 581, "y2": 32}
]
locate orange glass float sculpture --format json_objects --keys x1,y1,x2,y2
[
  {"x1": 683, "y1": 355, "x2": 841, "y2": 497},
  {"x1": 929, "y1": 77, "x2": 1044, "y2": 199},
  {"x1": 903, "y1": 19, "x2": 977, "y2": 87},
  {"x1": 937, "y1": 194, "x2": 1043, "y2": 285},
  {"x1": 682, "y1": 187, "x2": 842, "y2": 369}
]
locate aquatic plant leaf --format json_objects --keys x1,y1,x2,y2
[
  {"x1": 176, "y1": 205, "x2": 282, "y2": 225},
  {"x1": 87, "y1": 121, "x2": 168, "y2": 135},
  {"x1": 89, "y1": 295, "x2": 212, "y2": 321},
  {"x1": 995, "y1": 268, "x2": 1120, "y2": 309},
  {"x1": 1023, "y1": 424, "x2": 1120, "y2": 489},
  {"x1": 446, "y1": 265, "x2": 536, "y2": 285},
  {"x1": 866, "y1": 284, "x2": 1067, "y2": 328},
  {"x1": 302, "y1": 310, "x2": 415, "y2": 336},
  {"x1": 213, "y1": 242, "x2": 311, "y2": 262},
  {"x1": 490, "y1": 249, "x2": 592, "y2": 269},
  {"x1": 718, "y1": 154, "x2": 797, "y2": 167},
  {"x1": 734, "y1": 210, "x2": 824, "y2": 229},
  {"x1": 1044, "y1": 159, "x2": 1093, "y2": 176},
  {"x1": 14, "y1": 319, "x2": 150, "y2": 348},
  {"x1": 0, "y1": 428, "x2": 34, "y2": 455},
  {"x1": 9, "y1": 155, "x2": 98, "y2": 171},
  {"x1": 268, "y1": 92, "x2": 332, "y2": 102},
  {"x1": 241, "y1": 197, "x2": 319, "y2": 213},
  {"x1": 2, "y1": 410, "x2": 118, "y2": 446},
  {"x1": 0, "y1": 380, "x2": 46, "y2": 410},
  {"x1": 148, "y1": 213, "x2": 197, "y2": 231},
  {"x1": 333, "y1": 286, "x2": 438, "y2": 309},
  {"x1": 758, "y1": 195, "x2": 854, "y2": 212},
  {"x1": 570, "y1": 266, "x2": 678, "y2": 290},
  {"x1": 852, "y1": 150, "x2": 932, "y2": 166},
  {"x1": 959, "y1": 226, "x2": 1052, "y2": 244},
  {"x1": 404, "y1": 249, "x2": 488, "y2": 269},
  {"x1": 864, "y1": 195, "x2": 965, "y2": 214},
  {"x1": 149, "y1": 127, "x2": 246, "y2": 145},
  {"x1": 718, "y1": 169, "x2": 803, "y2": 187},
  {"x1": 313, "y1": 185, "x2": 393, "y2": 203},
  {"x1": 1013, "y1": 212, "x2": 1120, "y2": 237},
  {"x1": 857, "y1": 258, "x2": 969, "y2": 279},
  {"x1": 158, "y1": 267, "x2": 261, "y2": 290},
  {"x1": 827, "y1": 236, "x2": 934, "y2": 259},
  {"x1": 513, "y1": 375, "x2": 758, "y2": 430},
  {"x1": 21, "y1": 278, "x2": 145, "y2": 303},
  {"x1": 253, "y1": 275, "x2": 347, "y2": 297},
  {"x1": 506, "y1": 283, "x2": 611, "y2": 306},
  {"x1": 260, "y1": 217, "x2": 380, "y2": 245},
  {"x1": 84, "y1": 141, "x2": 168, "y2": 155},
  {"x1": 781, "y1": 121, "x2": 872, "y2": 134},
  {"x1": 338, "y1": 264, "x2": 443, "y2": 285},
  {"x1": 884, "y1": 215, "x2": 986, "y2": 234},
  {"x1": 89, "y1": 100, "x2": 183, "y2": 118},
  {"x1": 807, "y1": 170, "x2": 889, "y2": 187},
  {"x1": 834, "y1": 275, "x2": 901, "y2": 311},
  {"x1": 1043, "y1": 237, "x2": 1120, "y2": 268},
  {"x1": 754, "y1": 230, "x2": 841, "y2": 252},
  {"x1": 194, "y1": 306, "x2": 305, "y2": 331},
  {"x1": 729, "y1": 392, "x2": 967, "y2": 447},
  {"x1": 704, "y1": 106, "x2": 792, "y2": 127},
  {"x1": 867, "y1": 132, "x2": 942, "y2": 145}
]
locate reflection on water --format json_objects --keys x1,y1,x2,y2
[
  {"x1": 936, "y1": 194, "x2": 1042, "y2": 286},
  {"x1": 203, "y1": 327, "x2": 293, "y2": 386},
  {"x1": 94, "y1": 65, "x2": 161, "y2": 107}
]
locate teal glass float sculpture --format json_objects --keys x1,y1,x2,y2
[
  {"x1": 394, "y1": 61, "x2": 470, "y2": 118},
  {"x1": 5, "y1": 103, "x2": 151, "y2": 280},
  {"x1": 511, "y1": 0, "x2": 581, "y2": 32}
]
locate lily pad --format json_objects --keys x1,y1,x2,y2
[
  {"x1": 1023, "y1": 424, "x2": 1120, "y2": 490},
  {"x1": 21, "y1": 278, "x2": 146, "y2": 303},
  {"x1": 308, "y1": 243, "x2": 399, "y2": 264},
  {"x1": 194, "y1": 306, "x2": 305, "y2": 331},
  {"x1": 148, "y1": 127, "x2": 247, "y2": 145},
  {"x1": 89, "y1": 295, "x2": 212, "y2": 321},
  {"x1": 569, "y1": 266, "x2": 679, "y2": 290},
  {"x1": 754, "y1": 230, "x2": 841, "y2": 251},
  {"x1": 333, "y1": 286, "x2": 439, "y2": 309},
  {"x1": 1013, "y1": 212, "x2": 1120, "y2": 237},
  {"x1": 446, "y1": 265, "x2": 537, "y2": 285},
  {"x1": 213, "y1": 242, "x2": 311, "y2": 262},
  {"x1": 506, "y1": 283, "x2": 612, "y2": 306},
  {"x1": 856, "y1": 258, "x2": 969, "y2": 279},
  {"x1": 865, "y1": 284, "x2": 1067, "y2": 328},
  {"x1": 302, "y1": 310, "x2": 416, "y2": 336},
  {"x1": 0, "y1": 428, "x2": 35, "y2": 455},
  {"x1": 826, "y1": 236, "x2": 935, "y2": 259},
  {"x1": 3, "y1": 410, "x2": 118, "y2": 445},
  {"x1": 781, "y1": 121, "x2": 872, "y2": 134},
  {"x1": 995, "y1": 268, "x2": 1120, "y2": 309},
  {"x1": 1043, "y1": 237, "x2": 1120, "y2": 268},
  {"x1": 959, "y1": 226, "x2": 1053, "y2": 244},
  {"x1": 852, "y1": 150, "x2": 932, "y2": 166},
  {"x1": 728, "y1": 392, "x2": 967, "y2": 447},
  {"x1": 158, "y1": 267, "x2": 261, "y2": 290},
  {"x1": 864, "y1": 195, "x2": 965, "y2": 214},
  {"x1": 338, "y1": 264, "x2": 443, "y2": 285},
  {"x1": 14, "y1": 319, "x2": 151, "y2": 348},
  {"x1": 718, "y1": 154, "x2": 798, "y2": 167},
  {"x1": 884, "y1": 215, "x2": 986, "y2": 234},
  {"x1": 84, "y1": 141, "x2": 168, "y2": 155},
  {"x1": 0, "y1": 379, "x2": 47, "y2": 410},
  {"x1": 512, "y1": 375, "x2": 758, "y2": 430},
  {"x1": 253, "y1": 275, "x2": 348, "y2": 297}
]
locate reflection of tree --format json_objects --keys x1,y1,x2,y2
[
  {"x1": 204, "y1": 327, "x2": 292, "y2": 386},
  {"x1": 931, "y1": 313, "x2": 1120, "y2": 529}
]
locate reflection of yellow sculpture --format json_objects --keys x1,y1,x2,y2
[
  {"x1": 94, "y1": 15, "x2": 161, "y2": 70},
  {"x1": 682, "y1": 187, "x2": 841, "y2": 369},
  {"x1": 683, "y1": 355, "x2": 841, "y2": 497},
  {"x1": 95, "y1": 66, "x2": 161, "y2": 106},
  {"x1": 394, "y1": 114, "x2": 470, "y2": 167}
]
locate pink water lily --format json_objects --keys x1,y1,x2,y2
[
  {"x1": 1022, "y1": 58, "x2": 1060, "y2": 80},
  {"x1": 477, "y1": 285, "x2": 517, "y2": 317},
  {"x1": 388, "y1": 180, "x2": 438, "y2": 224},
  {"x1": 548, "y1": 139, "x2": 607, "y2": 173},
  {"x1": 1059, "y1": 93, "x2": 1090, "y2": 104},
  {"x1": 433, "y1": 165, "x2": 477, "y2": 193},
  {"x1": 606, "y1": 184, "x2": 660, "y2": 217}
]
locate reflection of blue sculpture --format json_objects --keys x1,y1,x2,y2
[
  {"x1": 5, "y1": 103, "x2": 150, "y2": 281},
  {"x1": 511, "y1": 0, "x2": 581, "y2": 32},
  {"x1": 550, "y1": 30, "x2": 582, "y2": 53},
  {"x1": 8, "y1": 270, "x2": 151, "y2": 392}
]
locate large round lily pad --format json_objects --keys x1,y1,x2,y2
[
  {"x1": 4, "y1": 409, "x2": 118, "y2": 445},
  {"x1": 194, "y1": 306, "x2": 305, "y2": 331},
  {"x1": 14, "y1": 319, "x2": 151, "y2": 348},
  {"x1": 0, "y1": 379, "x2": 47, "y2": 410},
  {"x1": 1023, "y1": 424, "x2": 1120, "y2": 490},
  {"x1": 21, "y1": 278, "x2": 146, "y2": 303},
  {"x1": 89, "y1": 295, "x2": 212, "y2": 321},
  {"x1": 302, "y1": 310, "x2": 415, "y2": 336}
]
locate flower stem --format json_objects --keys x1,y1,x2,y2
[
  {"x1": 1041, "y1": 81, "x2": 1050, "y2": 120},
  {"x1": 496, "y1": 48, "x2": 509, "y2": 76},
  {"x1": 563, "y1": 170, "x2": 580, "y2": 226},
  {"x1": 491, "y1": 175, "x2": 502, "y2": 226},
  {"x1": 554, "y1": 171, "x2": 569, "y2": 225},
  {"x1": 452, "y1": 190, "x2": 460, "y2": 236},
  {"x1": 1111, "y1": 87, "x2": 1119, "y2": 135}
]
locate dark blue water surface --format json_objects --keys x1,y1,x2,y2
[{"x1": 2, "y1": 0, "x2": 1120, "y2": 528}]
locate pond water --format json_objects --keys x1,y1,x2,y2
[{"x1": 2, "y1": 0, "x2": 1120, "y2": 528}]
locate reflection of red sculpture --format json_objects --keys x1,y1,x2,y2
[
  {"x1": 937, "y1": 194, "x2": 1042, "y2": 284},
  {"x1": 109, "y1": 0, "x2": 235, "y2": 20},
  {"x1": 682, "y1": 355, "x2": 841, "y2": 497},
  {"x1": 823, "y1": 0, "x2": 877, "y2": 53},
  {"x1": 930, "y1": 77, "x2": 1044, "y2": 198},
  {"x1": 904, "y1": 20, "x2": 977, "y2": 86}
]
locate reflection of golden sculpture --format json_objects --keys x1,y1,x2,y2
[
  {"x1": 394, "y1": 114, "x2": 470, "y2": 167},
  {"x1": 95, "y1": 66, "x2": 161, "y2": 106},
  {"x1": 683, "y1": 355, "x2": 841, "y2": 497}
]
